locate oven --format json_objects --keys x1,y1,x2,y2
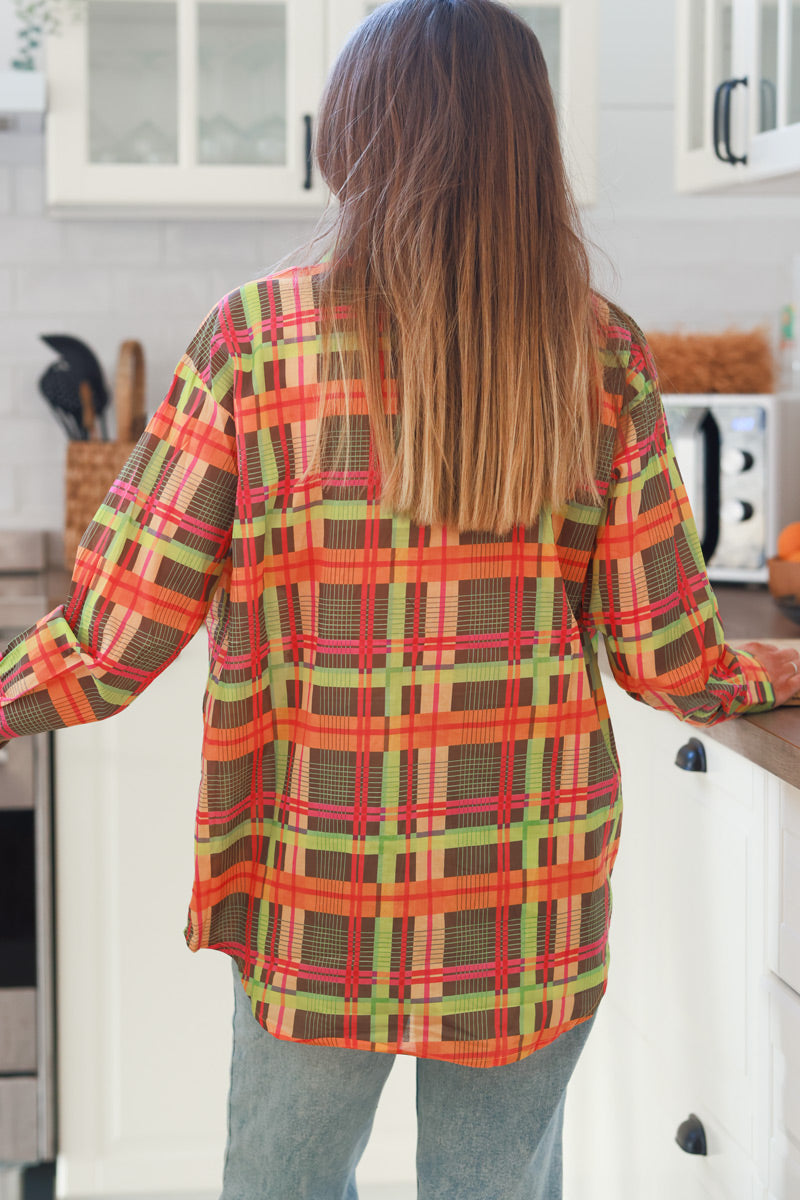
[{"x1": 0, "y1": 532, "x2": 56, "y2": 1167}]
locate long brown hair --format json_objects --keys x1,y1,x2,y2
[{"x1": 304, "y1": 0, "x2": 602, "y2": 534}]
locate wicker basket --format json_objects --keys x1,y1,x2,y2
[
  {"x1": 63, "y1": 440, "x2": 138, "y2": 570},
  {"x1": 63, "y1": 340, "x2": 146, "y2": 572}
]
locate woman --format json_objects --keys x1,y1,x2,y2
[{"x1": 1, "y1": 2, "x2": 798, "y2": 1197}]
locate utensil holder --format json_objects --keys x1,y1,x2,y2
[
  {"x1": 63, "y1": 441, "x2": 139, "y2": 571},
  {"x1": 63, "y1": 339, "x2": 147, "y2": 572}
]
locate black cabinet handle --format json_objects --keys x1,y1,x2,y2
[
  {"x1": 303, "y1": 114, "x2": 313, "y2": 190},
  {"x1": 675, "y1": 738, "x2": 707, "y2": 773},
  {"x1": 713, "y1": 77, "x2": 748, "y2": 165},
  {"x1": 676, "y1": 1114, "x2": 707, "y2": 1155}
]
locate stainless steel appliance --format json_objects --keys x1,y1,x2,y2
[
  {"x1": 0, "y1": 532, "x2": 56, "y2": 1167},
  {"x1": 663, "y1": 393, "x2": 800, "y2": 583}
]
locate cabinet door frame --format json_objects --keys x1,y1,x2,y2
[
  {"x1": 675, "y1": 0, "x2": 753, "y2": 192},
  {"x1": 676, "y1": 0, "x2": 800, "y2": 192},
  {"x1": 326, "y1": 0, "x2": 597, "y2": 207},
  {"x1": 746, "y1": 0, "x2": 800, "y2": 179},
  {"x1": 45, "y1": 0, "x2": 329, "y2": 216}
]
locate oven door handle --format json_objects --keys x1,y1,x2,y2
[{"x1": 698, "y1": 409, "x2": 721, "y2": 566}]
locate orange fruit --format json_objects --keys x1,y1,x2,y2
[
  {"x1": 778, "y1": 522, "x2": 800, "y2": 560},
  {"x1": 787, "y1": 550, "x2": 800, "y2": 563}
]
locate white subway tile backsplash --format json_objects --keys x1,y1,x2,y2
[
  {"x1": 12, "y1": 165, "x2": 44, "y2": 216},
  {"x1": 0, "y1": 217, "x2": 62, "y2": 264},
  {"x1": 63, "y1": 221, "x2": 162, "y2": 266},
  {"x1": 0, "y1": 166, "x2": 11, "y2": 216},
  {"x1": 108, "y1": 268, "x2": 216, "y2": 319},
  {"x1": 15, "y1": 266, "x2": 112, "y2": 316},
  {"x1": 163, "y1": 220, "x2": 267, "y2": 267},
  {"x1": 0, "y1": 129, "x2": 44, "y2": 168},
  {"x1": 0, "y1": 268, "x2": 11, "y2": 313},
  {"x1": 0, "y1": 466, "x2": 15, "y2": 516}
]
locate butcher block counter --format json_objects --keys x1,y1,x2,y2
[{"x1": 678, "y1": 582, "x2": 800, "y2": 792}]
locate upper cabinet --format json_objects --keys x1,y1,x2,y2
[
  {"x1": 45, "y1": 0, "x2": 597, "y2": 215},
  {"x1": 46, "y1": 0, "x2": 327, "y2": 214},
  {"x1": 328, "y1": 1, "x2": 597, "y2": 207},
  {"x1": 676, "y1": 0, "x2": 800, "y2": 191}
]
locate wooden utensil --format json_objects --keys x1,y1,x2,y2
[
  {"x1": 79, "y1": 379, "x2": 95, "y2": 439},
  {"x1": 113, "y1": 340, "x2": 146, "y2": 441}
]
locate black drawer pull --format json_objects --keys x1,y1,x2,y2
[
  {"x1": 675, "y1": 738, "x2": 707, "y2": 773},
  {"x1": 676, "y1": 1113, "x2": 707, "y2": 1155}
]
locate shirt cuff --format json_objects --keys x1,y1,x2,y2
[{"x1": 729, "y1": 645, "x2": 777, "y2": 713}]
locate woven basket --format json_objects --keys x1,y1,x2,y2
[
  {"x1": 64, "y1": 440, "x2": 138, "y2": 570},
  {"x1": 63, "y1": 340, "x2": 147, "y2": 572}
]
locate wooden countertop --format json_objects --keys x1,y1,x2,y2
[{"x1": 637, "y1": 582, "x2": 800, "y2": 791}]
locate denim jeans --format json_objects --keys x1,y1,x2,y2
[{"x1": 220, "y1": 960, "x2": 595, "y2": 1200}]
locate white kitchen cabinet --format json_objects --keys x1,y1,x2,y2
[
  {"x1": 53, "y1": 633, "x2": 233, "y2": 1196},
  {"x1": 564, "y1": 681, "x2": 770, "y2": 1200},
  {"x1": 764, "y1": 775, "x2": 800, "y2": 1198},
  {"x1": 676, "y1": 0, "x2": 800, "y2": 192},
  {"x1": 328, "y1": 0, "x2": 597, "y2": 207},
  {"x1": 45, "y1": 0, "x2": 596, "y2": 215},
  {"x1": 45, "y1": 0, "x2": 327, "y2": 216},
  {"x1": 52, "y1": 630, "x2": 418, "y2": 1198}
]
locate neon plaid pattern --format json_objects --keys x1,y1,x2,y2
[{"x1": 0, "y1": 265, "x2": 775, "y2": 1067}]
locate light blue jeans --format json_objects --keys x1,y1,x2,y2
[{"x1": 221, "y1": 961, "x2": 595, "y2": 1200}]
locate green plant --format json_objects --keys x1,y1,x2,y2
[{"x1": 12, "y1": 0, "x2": 85, "y2": 71}]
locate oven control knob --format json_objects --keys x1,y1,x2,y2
[
  {"x1": 722, "y1": 448, "x2": 755, "y2": 474},
  {"x1": 721, "y1": 499, "x2": 755, "y2": 523}
]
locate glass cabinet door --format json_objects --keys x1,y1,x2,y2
[
  {"x1": 758, "y1": 0, "x2": 779, "y2": 132},
  {"x1": 88, "y1": 0, "x2": 179, "y2": 164},
  {"x1": 675, "y1": 0, "x2": 753, "y2": 191},
  {"x1": 683, "y1": 0, "x2": 735, "y2": 156},
  {"x1": 749, "y1": 0, "x2": 800, "y2": 175},
  {"x1": 196, "y1": 2, "x2": 287, "y2": 166}
]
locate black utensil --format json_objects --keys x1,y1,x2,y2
[
  {"x1": 38, "y1": 361, "x2": 86, "y2": 440},
  {"x1": 40, "y1": 334, "x2": 110, "y2": 439}
]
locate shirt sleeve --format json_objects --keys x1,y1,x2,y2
[
  {"x1": 581, "y1": 319, "x2": 775, "y2": 725},
  {"x1": 0, "y1": 298, "x2": 238, "y2": 743}
]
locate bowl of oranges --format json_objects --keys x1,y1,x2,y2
[{"x1": 768, "y1": 523, "x2": 800, "y2": 621}]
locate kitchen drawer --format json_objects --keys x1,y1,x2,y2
[
  {"x1": 0, "y1": 1077, "x2": 38, "y2": 1163},
  {"x1": 765, "y1": 975, "x2": 800, "y2": 1200},
  {"x1": 0, "y1": 989, "x2": 36, "y2": 1072}
]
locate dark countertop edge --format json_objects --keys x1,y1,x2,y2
[
  {"x1": 698, "y1": 709, "x2": 800, "y2": 791},
  {"x1": 601, "y1": 582, "x2": 800, "y2": 792}
]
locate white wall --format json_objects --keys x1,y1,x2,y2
[{"x1": 1, "y1": 0, "x2": 799, "y2": 532}]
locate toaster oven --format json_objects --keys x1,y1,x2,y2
[{"x1": 662, "y1": 394, "x2": 800, "y2": 584}]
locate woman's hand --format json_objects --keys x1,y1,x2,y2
[{"x1": 738, "y1": 641, "x2": 800, "y2": 708}]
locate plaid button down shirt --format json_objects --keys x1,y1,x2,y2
[{"x1": 0, "y1": 264, "x2": 775, "y2": 1066}]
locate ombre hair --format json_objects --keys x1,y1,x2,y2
[{"x1": 303, "y1": 0, "x2": 603, "y2": 534}]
